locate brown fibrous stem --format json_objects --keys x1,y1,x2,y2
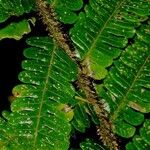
[
  {"x1": 78, "y1": 59, "x2": 119, "y2": 150},
  {"x1": 36, "y1": 0, "x2": 78, "y2": 61},
  {"x1": 36, "y1": 0, "x2": 119, "y2": 149}
]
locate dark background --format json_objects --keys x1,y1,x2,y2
[{"x1": 0, "y1": 38, "x2": 23, "y2": 112}]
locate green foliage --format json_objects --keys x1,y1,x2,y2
[
  {"x1": 0, "y1": 0, "x2": 149, "y2": 150},
  {"x1": 0, "y1": 0, "x2": 36, "y2": 40},
  {"x1": 126, "y1": 119, "x2": 150, "y2": 150},
  {"x1": 100, "y1": 24, "x2": 150, "y2": 138},
  {"x1": 0, "y1": 0, "x2": 35, "y2": 23},
  {"x1": 71, "y1": 102, "x2": 99, "y2": 133},
  {"x1": 0, "y1": 37, "x2": 77, "y2": 149},
  {"x1": 80, "y1": 138, "x2": 105, "y2": 150},
  {"x1": 70, "y1": 0, "x2": 150, "y2": 79},
  {"x1": 47, "y1": 0, "x2": 83, "y2": 24},
  {"x1": 0, "y1": 19, "x2": 35, "y2": 40}
]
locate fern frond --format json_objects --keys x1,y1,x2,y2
[
  {"x1": 0, "y1": 19, "x2": 35, "y2": 40},
  {"x1": 46, "y1": 0, "x2": 83, "y2": 24},
  {"x1": 71, "y1": 101, "x2": 100, "y2": 133},
  {"x1": 0, "y1": 0, "x2": 35, "y2": 23},
  {"x1": 126, "y1": 119, "x2": 150, "y2": 150},
  {"x1": 0, "y1": 116, "x2": 25, "y2": 150},
  {"x1": 80, "y1": 138, "x2": 106, "y2": 150},
  {"x1": 0, "y1": 118, "x2": 10, "y2": 149},
  {"x1": 70, "y1": 0, "x2": 150, "y2": 79},
  {"x1": 0, "y1": 37, "x2": 78, "y2": 149},
  {"x1": 100, "y1": 24, "x2": 150, "y2": 138},
  {"x1": 71, "y1": 103, "x2": 91, "y2": 132}
]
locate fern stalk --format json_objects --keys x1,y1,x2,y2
[
  {"x1": 36, "y1": 0, "x2": 118, "y2": 149},
  {"x1": 78, "y1": 59, "x2": 119, "y2": 150},
  {"x1": 36, "y1": 0, "x2": 77, "y2": 60}
]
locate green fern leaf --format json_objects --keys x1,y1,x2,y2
[
  {"x1": 47, "y1": 0, "x2": 83, "y2": 24},
  {"x1": 80, "y1": 138, "x2": 106, "y2": 150},
  {"x1": 0, "y1": 111, "x2": 26, "y2": 150},
  {"x1": 100, "y1": 24, "x2": 150, "y2": 138},
  {"x1": 71, "y1": 103, "x2": 90, "y2": 132},
  {"x1": 0, "y1": 19, "x2": 35, "y2": 40},
  {"x1": 70, "y1": 0, "x2": 150, "y2": 79},
  {"x1": 126, "y1": 119, "x2": 150, "y2": 150},
  {"x1": 0, "y1": 37, "x2": 78, "y2": 149},
  {"x1": 0, "y1": 0, "x2": 35, "y2": 23},
  {"x1": 0, "y1": 118, "x2": 9, "y2": 149},
  {"x1": 71, "y1": 101, "x2": 100, "y2": 132}
]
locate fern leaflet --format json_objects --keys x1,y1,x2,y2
[
  {"x1": 0, "y1": 37, "x2": 77, "y2": 149},
  {"x1": 100, "y1": 24, "x2": 150, "y2": 139}
]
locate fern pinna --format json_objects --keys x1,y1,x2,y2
[
  {"x1": 0, "y1": 0, "x2": 149, "y2": 150},
  {"x1": 69, "y1": 0, "x2": 150, "y2": 149},
  {"x1": 0, "y1": 37, "x2": 77, "y2": 149},
  {"x1": 0, "y1": 0, "x2": 35, "y2": 23},
  {"x1": 100, "y1": 23, "x2": 150, "y2": 148}
]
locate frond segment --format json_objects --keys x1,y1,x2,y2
[
  {"x1": 0, "y1": 0, "x2": 35, "y2": 23},
  {"x1": 80, "y1": 138, "x2": 106, "y2": 150},
  {"x1": 0, "y1": 19, "x2": 34, "y2": 40},
  {"x1": 0, "y1": 37, "x2": 78, "y2": 149},
  {"x1": 70, "y1": 0, "x2": 150, "y2": 79},
  {"x1": 100, "y1": 24, "x2": 150, "y2": 138},
  {"x1": 126, "y1": 119, "x2": 150, "y2": 150},
  {"x1": 47, "y1": 0, "x2": 83, "y2": 24}
]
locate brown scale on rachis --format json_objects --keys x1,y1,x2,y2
[
  {"x1": 95, "y1": 102, "x2": 119, "y2": 150},
  {"x1": 77, "y1": 60, "x2": 119, "y2": 150},
  {"x1": 36, "y1": 0, "x2": 77, "y2": 60},
  {"x1": 36, "y1": 0, "x2": 119, "y2": 149}
]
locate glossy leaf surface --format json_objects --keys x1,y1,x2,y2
[
  {"x1": 0, "y1": 0, "x2": 35, "y2": 23},
  {"x1": 101, "y1": 25, "x2": 150, "y2": 138},
  {"x1": 70, "y1": 0, "x2": 150, "y2": 79},
  {"x1": 0, "y1": 37, "x2": 77, "y2": 149}
]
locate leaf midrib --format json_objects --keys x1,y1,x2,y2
[
  {"x1": 84, "y1": 0, "x2": 126, "y2": 60},
  {"x1": 110, "y1": 55, "x2": 150, "y2": 122},
  {"x1": 33, "y1": 43, "x2": 57, "y2": 146}
]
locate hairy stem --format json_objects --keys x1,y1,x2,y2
[
  {"x1": 78, "y1": 59, "x2": 119, "y2": 150},
  {"x1": 36, "y1": 0, "x2": 118, "y2": 149},
  {"x1": 36, "y1": 0, "x2": 77, "y2": 60}
]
